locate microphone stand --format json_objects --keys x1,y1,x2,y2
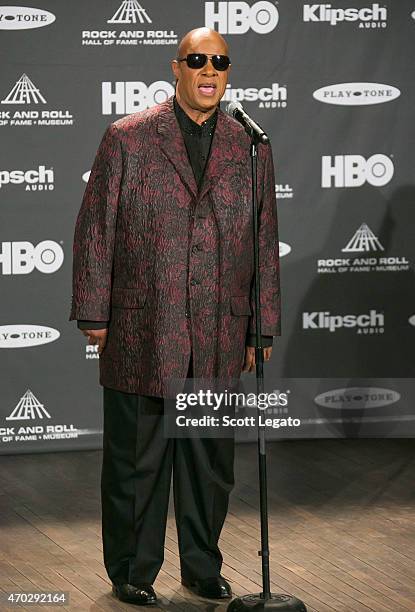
[{"x1": 227, "y1": 134, "x2": 306, "y2": 611}]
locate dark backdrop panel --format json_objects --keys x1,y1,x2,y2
[{"x1": 1, "y1": 1, "x2": 414, "y2": 453}]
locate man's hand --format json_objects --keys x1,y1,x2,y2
[
  {"x1": 81, "y1": 328, "x2": 108, "y2": 355},
  {"x1": 243, "y1": 346, "x2": 272, "y2": 373}
]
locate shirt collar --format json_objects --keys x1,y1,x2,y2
[{"x1": 173, "y1": 95, "x2": 218, "y2": 137}]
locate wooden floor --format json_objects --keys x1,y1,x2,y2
[{"x1": 1, "y1": 439, "x2": 415, "y2": 611}]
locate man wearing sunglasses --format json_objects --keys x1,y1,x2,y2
[{"x1": 71, "y1": 27, "x2": 280, "y2": 606}]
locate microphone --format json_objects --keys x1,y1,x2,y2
[{"x1": 226, "y1": 101, "x2": 269, "y2": 144}]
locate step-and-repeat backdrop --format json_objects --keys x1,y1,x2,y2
[{"x1": 1, "y1": 1, "x2": 415, "y2": 454}]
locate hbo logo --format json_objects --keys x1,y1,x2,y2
[
  {"x1": 102, "y1": 80, "x2": 175, "y2": 115},
  {"x1": 0, "y1": 241, "x2": 64, "y2": 275},
  {"x1": 205, "y1": 1, "x2": 279, "y2": 34},
  {"x1": 321, "y1": 154, "x2": 394, "y2": 188}
]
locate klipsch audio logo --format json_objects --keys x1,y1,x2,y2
[
  {"x1": 317, "y1": 223, "x2": 410, "y2": 274},
  {"x1": 314, "y1": 387, "x2": 400, "y2": 408},
  {"x1": 0, "y1": 6, "x2": 55, "y2": 29},
  {"x1": 82, "y1": 0, "x2": 177, "y2": 47},
  {"x1": 303, "y1": 4, "x2": 387, "y2": 28},
  {"x1": 303, "y1": 310, "x2": 384, "y2": 334},
  {"x1": 222, "y1": 83, "x2": 287, "y2": 109},
  {"x1": 102, "y1": 80, "x2": 175, "y2": 114},
  {"x1": 321, "y1": 154, "x2": 394, "y2": 188},
  {"x1": 0, "y1": 73, "x2": 74, "y2": 127},
  {"x1": 1, "y1": 390, "x2": 79, "y2": 444},
  {"x1": 0, "y1": 325, "x2": 60, "y2": 348},
  {"x1": 0, "y1": 241, "x2": 64, "y2": 275},
  {"x1": 313, "y1": 83, "x2": 400, "y2": 106},
  {"x1": 0, "y1": 165, "x2": 54, "y2": 191},
  {"x1": 205, "y1": 1, "x2": 279, "y2": 34}
]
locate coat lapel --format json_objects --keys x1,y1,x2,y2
[
  {"x1": 157, "y1": 97, "x2": 198, "y2": 198},
  {"x1": 198, "y1": 108, "x2": 238, "y2": 201},
  {"x1": 157, "y1": 97, "x2": 241, "y2": 202}
]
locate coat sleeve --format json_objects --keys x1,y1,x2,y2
[
  {"x1": 248, "y1": 143, "x2": 281, "y2": 338},
  {"x1": 69, "y1": 123, "x2": 123, "y2": 322}
]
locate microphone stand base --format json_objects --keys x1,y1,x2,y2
[{"x1": 227, "y1": 593, "x2": 307, "y2": 611}]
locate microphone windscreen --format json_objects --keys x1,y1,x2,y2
[{"x1": 226, "y1": 101, "x2": 243, "y2": 117}]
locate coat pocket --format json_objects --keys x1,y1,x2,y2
[
  {"x1": 111, "y1": 287, "x2": 147, "y2": 309},
  {"x1": 230, "y1": 295, "x2": 252, "y2": 316}
]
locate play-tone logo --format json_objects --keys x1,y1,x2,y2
[
  {"x1": 0, "y1": 165, "x2": 54, "y2": 191},
  {"x1": 0, "y1": 325, "x2": 60, "y2": 348},
  {"x1": 321, "y1": 154, "x2": 394, "y2": 188},
  {"x1": 303, "y1": 4, "x2": 387, "y2": 28},
  {"x1": 0, "y1": 73, "x2": 74, "y2": 127},
  {"x1": 279, "y1": 242, "x2": 291, "y2": 257},
  {"x1": 0, "y1": 6, "x2": 55, "y2": 30},
  {"x1": 313, "y1": 82, "x2": 400, "y2": 106},
  {"x1": 102, "y1": 80, "x2": 175, "y2": 114},
  {"x1": 302, "y1": 310, "x2": 384, "y2": 334},
  {"x1": 0, "y1": 240, "x2": 64, "y2": 275},
  {"x1": 317, "y1": 222, "x2": 410, "y2": 274},
  {"x1": 223, "y1": 82, "x2": 287, "y2": 109},
  {"x1": 314, "y1": 387, "x2": 400, "y2": 408},
  {"x1": 205, "y1": 1, "x2": 279, "y2": 34},
  {"x1": 82, "y1": 0, "x2": 177, "y2": 47}
]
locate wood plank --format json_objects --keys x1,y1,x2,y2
[{"x1": 0, "y1": 440, "x2": 414, "y2": 611}]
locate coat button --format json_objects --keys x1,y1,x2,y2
[
  {"x1": 191, "y1": 244, "x2": 200, "y2": 253},
  {"x1": 190, "y1": 278, "x2": 199, "y2": 286}
]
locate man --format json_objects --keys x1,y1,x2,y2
[{"x1": 70, "y1": 27, "x2": 280, "y2": 606}]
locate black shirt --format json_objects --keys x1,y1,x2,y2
[{"x1": 173, "y1": 95, "x2": 217, "y2": 190}]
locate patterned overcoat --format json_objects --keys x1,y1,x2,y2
[{"x1": 70, "y1": 96, "x2": 280, "y2": 397}]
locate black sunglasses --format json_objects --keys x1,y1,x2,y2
[{"x1": 176, "y1": 53, "x2": 231, "y2": 71}]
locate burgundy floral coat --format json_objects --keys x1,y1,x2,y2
[{"x1": 70, "y1": 96, "x2": 280, "y2": 397}]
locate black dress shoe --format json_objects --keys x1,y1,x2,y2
[
  {"x1": 181, "y1": 576, "x2": 232, "y2": 599},
  {"x1": 112, "y1": 582, "x2": 157, "y2": 605}
]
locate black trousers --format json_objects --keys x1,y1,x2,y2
[{"x1": 101, "y1": 356, "x2": 235, "y2": 586}]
